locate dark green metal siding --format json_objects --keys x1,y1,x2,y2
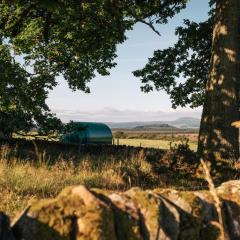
[{"x1": 60, "y1": 122, "x2": 112, "y2": 145}]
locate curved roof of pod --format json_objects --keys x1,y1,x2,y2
[{"x1": 61, "y1": 122, "x2": 112, "y2": 145}]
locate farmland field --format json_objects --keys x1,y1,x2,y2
[
  {"x1": 116, "y1": 138, "x2": 197, "y2": 151},
  {"x1": 112, "y1": 130, "x2": 198, "y2": 151}
]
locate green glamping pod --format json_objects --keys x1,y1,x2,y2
[{"x1": 60, "y1": 122, "x2": 112, "y2": 145}]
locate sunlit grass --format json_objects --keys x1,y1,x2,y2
[
  {"x1": 117, "y1": 138, "x2": 197, "y2": 151},
  {"x1": 0, "y1": 144, "x2": 163, "y2": 218},
  {"x1": 1, "y1": 137, "x2": 237, "y2": 220}
]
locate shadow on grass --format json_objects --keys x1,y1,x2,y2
[{"x1": 0, "y1": 138, "x2": 239, "y2": 190}]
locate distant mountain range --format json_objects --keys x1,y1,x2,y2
[
  {"x1": 105, "y1": 117, "x2": 200, "y2": 129},
  {"x1": 134, "y1": 124, "x2": 178, "y2": 130}
]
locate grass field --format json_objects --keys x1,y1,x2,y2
[
  {"x1": 0, "y1": 138, "x2": 204, "y2": 218},
  {"x1": 112, "y1": 130, "x2": 198, "y2": 150},
  {"x1": 116, "y1": 138, "x2": 197, "y2": 151},
  {"x1": 0, "y1": 137, "x2": 238, "y2": 219}
]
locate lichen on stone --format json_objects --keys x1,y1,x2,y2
[{"x1": 1, "y1": 181, "x2": 239, "y2": 239}]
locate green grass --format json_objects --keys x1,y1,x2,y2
[{"x1": 116, "y1": 138, "x2": 197, "y2": 151}]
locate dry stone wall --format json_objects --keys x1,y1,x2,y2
[{"x1": 1, "y1": 181, "x2": 240, "y2": 239}]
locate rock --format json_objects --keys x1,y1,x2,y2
[
  {"x1": 12, "y1": 186, "x2": 116, "y2": 240},
  {"x1": 108, "y1": 192, "x2": 143, "y2": 239},
  {"x1": 3, "y1": 181, "x2": 240, "y2": 239},
  {"x1": 125, "y1": 188, "x2": 180, "y2": 240},
  {"x1": 0, "y1": 212, "x2": 15, "y2": 240}
]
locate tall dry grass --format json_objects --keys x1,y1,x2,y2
[
  {"x1": 0, "y1": 138, "x2": 239, "y2": 219},
  {"x1": 0, "y1": 144, "x2": 160, "y2": 218}
]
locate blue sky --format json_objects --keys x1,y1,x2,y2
[{"x1": 47, "y1": 0, "x2": 210, "y2": 122}]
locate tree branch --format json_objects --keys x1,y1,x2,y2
[{"x1": 139, "y1": 20, "x2": 161, "y2": 36}]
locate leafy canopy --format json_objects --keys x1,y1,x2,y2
[
  {"x1": 0, "y1": 0, "x2": 187, "y2": 135},
  {"x1": 133, "y1": 1, "x2": 214, "y2": 108}
]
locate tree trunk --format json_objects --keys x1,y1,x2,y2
[{"x1": 198, "y1": 0, "x2": 240, "y2": 163}]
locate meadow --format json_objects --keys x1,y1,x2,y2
[
  {"x1": 0, "y1": 137, "x2": 239, "y2": 219},
  {"x1": 113, "y1": 130, "x2": 198, "y2": 150},
  {"x1": 116, "y1": 138, "x2": 197, "y2": 150}
]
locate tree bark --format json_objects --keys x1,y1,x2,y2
[{"x1": 198, "y1": 0, "x2": 240, "y2": 163}]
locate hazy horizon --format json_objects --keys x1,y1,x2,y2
[{"x1": 54, "y1": 107, "x2": 201, "y2": 123}]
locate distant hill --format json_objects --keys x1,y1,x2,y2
[
  {"x1": 105, "y1": 117, "x2": 200, "y2": 129},
  {"x1": 134, "y1": 124, "x2": 178, "y2": 130},
  {"x1": 167, "y1": 117, "x2": 200, "y2": 128}
]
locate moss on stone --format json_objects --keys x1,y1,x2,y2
[{"x1": 9, "y1": 181, "x2": 240, "y2": 240}]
